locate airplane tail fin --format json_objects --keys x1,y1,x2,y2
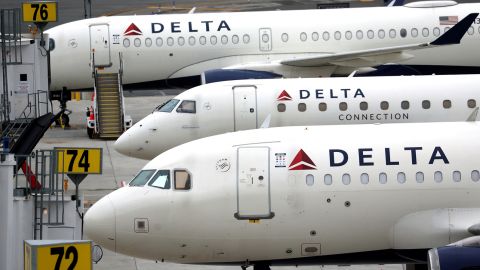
[
  {"x1": 386, "y1": 0, "x2": 404, "y2": 7},
  {"x1": 431, "y1": 13, "x2": 479, "y2": 45}
]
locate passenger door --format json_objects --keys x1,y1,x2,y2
[
  {"x1": 235, "y1": 147, "x2": 274, "y2": 219},
  {"x1": 233, "y1": 86, "x2": 257, "y2": 131},
  {"x1": 89, "y1": 24, "x2": 111, "y2": 67}
]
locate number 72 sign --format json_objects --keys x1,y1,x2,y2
[{"x1": 56, "y1": 148, "x2": 102, "y2": 174}]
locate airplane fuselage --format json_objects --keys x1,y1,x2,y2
[{"x1": 46, "y1": 2, "x2": 480, "y2": 91}]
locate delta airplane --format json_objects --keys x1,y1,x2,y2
[
  {"x1": 85, "y1": 121, "x2": 480, "y2": 270},
  {"x1": 45, "y1": 2, "x2": 480, "y2": 93},
  {"x1": 115, "y1": 74, "x2": 480, "y2": 160}
]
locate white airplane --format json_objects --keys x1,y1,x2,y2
[
  {"x1": 114, "y1": 74, "x2": 480, "y2": 160},
  {"x1": 85, "y1": 121, "x2": 480, "y2": 270},
  {"x1": 45, "y1": 2, "x2": 480, "y2": 93}
]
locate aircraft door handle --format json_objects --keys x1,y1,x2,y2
[{"x1": 250, "y1": 108, "x2": 254, "y2": 113}]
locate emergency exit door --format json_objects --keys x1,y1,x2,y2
[
  {"x1": 259, "y1": 28, "x2": 272, "y2": 51},
  {"x1": 235, "y1": 147, "x2": 274, "y2": 220},
  {"x1": 89, "y1": 24, "x2": 111, "y2": 67},
  {"x1": 233, "y1": 86, "x2": 257, "y2": 131}
]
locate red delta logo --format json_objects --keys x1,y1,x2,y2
[
  {"x1": 124, "y1": 23, "x2": 142, "y2": 36},
  {"x1": 288, "y1": 149, "x2": 317, "y2": 170},
  {"x1": 277, "y1": 90, "x2": 292, "y2": 101}
]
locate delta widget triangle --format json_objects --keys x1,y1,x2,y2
[
  {"x1": 124, "y1": 23, "x2": 142, "y2": 36},
  {"x1": 277, "y1": 90, "x2": 292, "y2": 101},
  {"x1": 288, "y1": 149, "x2": 316, "y2": 170}
]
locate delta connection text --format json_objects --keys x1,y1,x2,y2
[{"x1": 298, "y1": 88, "x2": 409, "y2": 122}]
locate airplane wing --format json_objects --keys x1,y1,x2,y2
[{"x1": 281, "y1": 13, "x2": 478, "y2": 68}]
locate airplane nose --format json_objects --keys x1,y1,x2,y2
[
  {"x1": 84, "y1": 195, "x2": 116, "y2": 252},
  {"x1": 114, "y1": 129, "x2": 134, "y2": 157}
]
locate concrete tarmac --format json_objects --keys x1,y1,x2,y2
[{"x1": 35, "y1": 94, "x2": 403, "y2": 270}]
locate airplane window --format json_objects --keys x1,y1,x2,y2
[
  {"x1": 178, "y1": 37, "x2": 185, "y2": 46},
  {"x1": 312, "y1": 32, "x2": 319, "y2": 41},
  {"x1": 324, "y1": 174, "x2": 332, "y2": 185},
  {"x1": 416, "y1": 172, "x2": 424, "y2": 183},
  {"x1": 389, "y1": 29, "x2": 396, "y2": 39},
  {"x1": 468, "y1": 26, "x2": 474, "y2": 35},
  {"x1": 422, "y1": 28, "x2": 429, "y2": 37},
  {"x1": 360, "y1": 173, "x2": 369, "y2": 185},
  {"x1": 306, "y1": 174, "x2": 314, "y2": 186},
  {"x1": 319, "y1": 102, "x2": 327, "y2": 112},
  {"x1": 334, "y1": 31, "x2": 341, "y2": 40},
  {"x1": 243, "y1": 34, "x2": 250, "y2": 44},
  {"x1": 300, "y1": 32, "x2": 307, "y2": 42},
  {"x1": 174, "y1": 170, "x2": 191, "y2": 190},
  {"x1": 397, "y1": 172, "x2": 406, "y2": 184},
  {"x1": 210, "y1": 36, "x2": 217, "y2": 45},
  {"x1": 342, "y1": 174, "x2": 351, "y2": 185},
  {"x1": 134, "y1": 38, "x2": 141, "y2": 47},
  {"x1": 145, "y1": 38, "x2": 152, "y2": 47},
  {"x1": 360, "y1": 101, "x2": 368, "y2": 111},
  {"x1": 345, "y1": 31, "x2": 352, "y2": 40},
  {"x1": 379, "y1": 172, "x2": 387, "y2": 184},
  {"x1": 129, "y1": 170, "x2": 156, "y2": 187},
  {"x1": 199, "y1": 36, "x2": 206, "y2": 45},
  {"x1": 443, "y1": 100, "x2": 452, "y2": 109},
  {"x1": 356, "y1": 30, "x2": 363, "y2": 40},
  {"x1": 277, "y1": 103, "x2": 286, "y2": 112},
  {"x1": 400, "y1": 28, "x2": 407, "y2": 38},
  {"x1": 378, "y1": 29, "x2": 385, "y2": 39},
  {"x1": 148, "y1": 170, "x2": 171, "y2": 189},
  {"x1": 156, "y1": 37, "x2": 163, "y2": 47},
  {"x1": 176, "y1": 100, "x2": 196, "y2": 113},
  {"x1": 433, "y1": 27, "x2": 440, "y2": 37},
  {"x1": 401, "y1": 100, "x2": 409, "y2": 110},
  {"x1": 444, "y1": 27, "x2": 450, "y2": 33},
  {"x1": 188, "y1": 36, "x2": 196, "y2": 46},
  {"x1": 339, "y1": 102, "x2": 348, "y2": 111},
  {"x1": 281, "y1": 33, "x2": 289, "y2": 42},
  {"x1": 298, "y1": 103, "x2": 307, "y2": 112},
  {"x1": 221, "y1": 35, "x2": 228, "y2": 44},
  {"x1": 468, "y1": 99, "x2": 476, "y2": 108},
  {"x1": 471, "y1": 170, "x2": 480, "y2": 182},
  {"x1": 167, "y1": 37, "x2": 174, "y2": 46},
  {"x1": 323, "y1": 31, "x2": 330, "y2": 41},
  {"x1": 123, "y1": 38, "x2": 130, "y2": 48},
  {"x1": 380, "y1": 101, "x2": 389, "y2": 110},
  {"x1": 232, "y1": 35, "x2": 239, "y2": 44},
  {"x1": 157, "y1": 99, "x2": 180, "y2": 112},
  {"x1": 422, "y1": 100, "x2": 431, "y2": 109},
  {"x1": 262, "y1": 34, "x2": 269, "y2": 43},
  {"x1": 367, "y1": 30, "x2": 374, "y2": 39},
  {"x1": 411, "y1": 28, "x2": 418, "y2": 37},
  {"x1": 453, "y1": 171, "x2": 461, "y2": 182},
  {"x1": 434, "y1": 171, "x2": 443, "y2": 183}
]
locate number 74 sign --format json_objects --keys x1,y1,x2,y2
[{"x1": 56, "y1": 148, "x2": 102, "y2": 174}]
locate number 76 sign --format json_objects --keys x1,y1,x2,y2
[{"x1": 55, "y1": 148, "x2": 102, "y2": 174}]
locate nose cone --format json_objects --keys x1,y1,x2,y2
[
  {"x1": 114, "y1": 115, "x2": 156, "y2": 160},
  {"x1": 84, "y1": 195, "x2": 116, "y2": 252}
]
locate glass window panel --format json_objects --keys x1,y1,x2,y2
[
  {"x1": 434, "y1": 171, "x2": 443, "y2": 183},
  {"x1": 148, "y1": 170, "x2": 171, "y2": 189},
  {"x1": 306, "y1": 174, "x2": 314, "y2": 186},
  {"x1": 342, "y1": 174, "x2": 351, "y2": 185},
  {"x1": 175, "y1": 170, "x2": 191, "y2": 190},
  {"x1": 379, "y1": 172, "x2": 387, "y2": 184},
  {"x1": 453, "y1": 171, "x2": 461, "y2": 182},
  {"x1": 360, "y1": 173, "x2": 369, "y2": 184},
  {"x1": 129, "y1": 170, "x2": 156, "y2": 186},
  {"x1": 416, "y1": 172, "x2": 424, "y2": 183},
  {"x1": 324, "y1": 174, "x2": 332, "y2": 185}
]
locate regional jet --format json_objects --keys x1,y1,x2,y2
[{"x1": 114, "y1": 74, "x2": 480, "y2": 159}]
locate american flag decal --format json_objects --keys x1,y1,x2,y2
[{"x1": 439, "y1": 16, "x2": 458, "y2": 25}]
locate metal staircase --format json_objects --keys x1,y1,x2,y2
[
  {"x1": 95, "y1": 72, "x2": 123, "y2": 139},
  {"x1": 92, "y1": 52, "x2": 126, "y2": 139}
]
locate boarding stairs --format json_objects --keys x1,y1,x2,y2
[{"x1": 94, "y1": 72, "x2": 124, "y2": 139}]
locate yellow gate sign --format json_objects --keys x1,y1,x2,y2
[
  {"x1": 56, "y1": 147, "x2": 102, "y2": 174},
  {"x1": 24, "y1": 240, "x2": 92, "y2": 270},
  {"x1": 22, "y1": 2, "x2": 58, "y2": 22}
]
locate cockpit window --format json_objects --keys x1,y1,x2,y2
[
  {"x1": 174, "y1": 170, "x2": 191, "y2": 190},
  {"x1": 129, "y1": 170, "x2": 156, "y2": 186},
  {"x1": 148, "y1": 170, "x2": 170, "y2": 189},
  {"x1": 156, "y1": 99, "x2": 180, "y2": 112},
  {"x1": 176, "y1": 100, "x2": 196, "y2": 113}
]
